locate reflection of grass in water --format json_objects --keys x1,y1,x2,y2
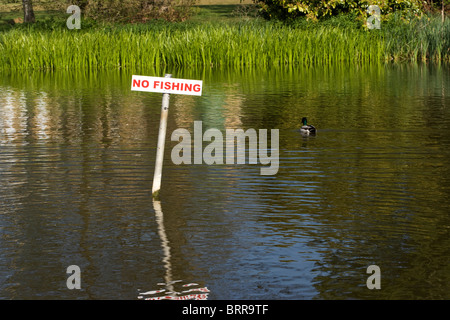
[{"x1": 0, "y1": 11, "x2": 449, "y2": 70}]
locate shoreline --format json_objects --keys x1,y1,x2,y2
[{"x1": 1, "y1": 5, "x2": 449, "y2": 70}]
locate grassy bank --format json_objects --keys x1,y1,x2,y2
[{"x1": 0, "y1": 9, "x2": 449, "y2": 70}]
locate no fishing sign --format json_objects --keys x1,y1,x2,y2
[
  {"x1": 131, "y1": 73, "x2": 203, "y2": 198},
  {"x1": 131, "y1": 75, "x2": 203, "y2": 96}
]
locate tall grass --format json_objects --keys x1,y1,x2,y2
[
  {"x1": 382, "y1": 14, "x2": 450, "y2": 62},
  {"x1": 0, "y1": 16, "x2": 449, "y2": 71}
]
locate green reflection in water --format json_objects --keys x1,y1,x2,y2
[{"x1": 0, "y1": 63, "x2": 449, "y2": 299}]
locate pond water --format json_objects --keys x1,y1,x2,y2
[{"x1": 0, "y1": 64, "x2": 449, "y2": 299}]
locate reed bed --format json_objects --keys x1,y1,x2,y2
[{"x1": 0, "y1": 17, "x2": 449, "y2": 71}]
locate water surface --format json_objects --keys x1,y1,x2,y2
[{"x1": 0, "y1": 64, "x2": 449, "y2": 299}]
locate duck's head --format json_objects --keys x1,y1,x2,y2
[{"x1": 302, "y1": 117, "x2": 308, "y2": 126}]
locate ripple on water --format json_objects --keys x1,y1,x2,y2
[{"x1": 138, "y1": 280, "x2": 210, "y2": 300}]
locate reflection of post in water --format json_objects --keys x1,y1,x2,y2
[
  {"x1": 139, "y1": 200, "x2": 210, "y2": 300},
  {"x1": 152, "y1": 199, "x2": 175, "y2": 294}
]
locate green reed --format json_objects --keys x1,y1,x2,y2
[{"x1": 0, "y1": 16, "x2": 448, "y2": 71}]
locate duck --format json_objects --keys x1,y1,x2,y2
[{"x1": 300, "y1": 117, "x2": 316, "y2": 136}]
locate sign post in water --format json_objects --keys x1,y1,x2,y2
[{"x1": 131, "y1": 74, "x2": 203, "y2": 198}]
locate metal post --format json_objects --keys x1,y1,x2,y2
[{"x1": 152, "y1": 74, "x2": 172, "y2": 198}]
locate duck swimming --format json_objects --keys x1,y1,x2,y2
[{"x1": 300, "y1": 117, "x2": 316, "y2": 136}]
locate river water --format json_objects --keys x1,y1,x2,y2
[{"x1": 0, "y1": 64, "x2": 449, "y2": 299}]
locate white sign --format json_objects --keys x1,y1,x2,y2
[{"x1": 131, "y1": 75, "x2": 202, "y2": 96}]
